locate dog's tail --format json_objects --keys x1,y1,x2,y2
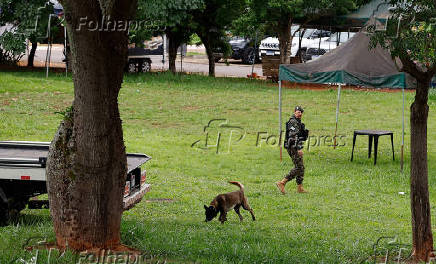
[{"x1": 228, "y1": 181, "x2": 244, "y2": 191}]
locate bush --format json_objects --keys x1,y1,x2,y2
[{"x1": 0, "y1": 31, "x2": 26, "y2": 64}]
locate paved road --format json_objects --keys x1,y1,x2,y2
[{"x1": 22, "y1": 45, "x2": 264, "y2": 78}]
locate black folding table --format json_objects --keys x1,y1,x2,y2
[{"x1": 350, "y1": 130, "x2": 395, "y2": 165}]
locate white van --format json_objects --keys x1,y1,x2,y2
[
  {"x1": 259, "y1": 26, "x2": 331, "y2": 60},
  {"x1": 304, "y1": 32, "x2": 356, "y2": 61}
]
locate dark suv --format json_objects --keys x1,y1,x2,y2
[
  {"x1": 303, "y1": 48, "x2": 327, "y2": 62},
  {"x1": 215, "y1": 37, "x2": 259, "y2": 64}
]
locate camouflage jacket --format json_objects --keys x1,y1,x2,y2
[{"x1": 284, "y1": 115, "x2": 307, "y2": 150}]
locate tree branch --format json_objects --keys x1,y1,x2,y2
[{"x1": 399, "y1": 53, "x2": 426, "y2": 82}]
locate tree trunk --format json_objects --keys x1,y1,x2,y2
[
  {"x1": 205, "y1": 44, "x2": 215, "y2": 77},
  {"x1": 198, "y1": 34, "x2": 215, "y2": 77},
  {"x1": 277, "y1": 18, "x2": 292, "y2": 65},
  {"x1": 168, "y1": 34, "x2": 178, "y2": 74},
  {"x1": 27, "y1": 42, "x2": 37, "y2": 67},
  {"x1": 410, "y1": 78, "x2": 433, "y2": 261},
  {"x1": 47, "y1": 0, "x2": 136, "y2": 251}
]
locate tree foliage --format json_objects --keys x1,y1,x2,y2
[
  {"x1": 230, "y1": 0, "x2": 267, "y2": 39},
  {"x1": 0, "y1": 0, "x2": 54, "y2": 64},
  {"x1": 369, "y1": 0, "x2": 435, "y2": 79},
  {"x1": 191, "y1": 0, "x2": 246, "y2": 76},
  {"x1": 133, "y1": 0, "x2": 203, "y2": 45}
]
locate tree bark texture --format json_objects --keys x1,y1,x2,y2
[
  {"x1": 27, "y1": 42, "x2": 37, "y2": 67},
  {"x1": 410, "y1": 78, "x2": 434, "y2": 261},
  {"x1": 198, "y1": 34, "x2": 215, "y2": 77},
  {"x1": 167, "y1": 33, "x2": 179, "y2": 74},
  {"x1": 277, "y1": 17, "x2": 292, "y2": 65},
  {"x1": 47, "y1": 0, "x2": 136, "y2": 251}
]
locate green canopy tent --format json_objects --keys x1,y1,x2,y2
[{"x1": 277, "y1": 31, "x2": 415, "y2": 169}]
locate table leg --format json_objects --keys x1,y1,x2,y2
[
  {"x1": 368, "y1": 135, "x2": 373, "y2": 158},
  {"x1": 391, "y1": 134, "x2": 395, "y2": 161},
  {"x1": 374, "y1": 135, "x2": 379, "y2": 165},
  {"x1": 351, "y1": 133, "x2": 357, "y2": 161}
]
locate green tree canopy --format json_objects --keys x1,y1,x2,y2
[
  {"x1": 0, "y1": 0, "x2": 54, "y2": 65},
  {"x1": 192, "y1": 0, "x2": 246, "y2": 76}
]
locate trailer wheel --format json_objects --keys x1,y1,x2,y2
[
  {"x1": 127, "y1": 60, "x2": 137, "y2": 73},
  {"x1": 140, "y1": 60, "x2": 151, "y2": 73},
  {"x1": 5, "y1": 198, "x2": 28, "y2": 224},
  {"x1": 0, "y1": 202, "x2": 8, "y2": 226}
]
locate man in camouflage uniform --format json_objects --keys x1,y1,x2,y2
[{"x1": 276, "y1": 106, "x2": 309, "y2": 194}]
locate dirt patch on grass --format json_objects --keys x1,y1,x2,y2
[
  {"x1": 182, "y1": 105, "x2": 201, "y2": 111},
  {"x1": 145, "y1": 198, "x2": 174, "y2": 203},
  {"x1": 278, "y1": 81, "x2": 416, "y2": 93},
  {"x1": 0, "y1": 64, "x2": 66, "y2": 73}
]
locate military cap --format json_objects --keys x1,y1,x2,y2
[{"x1": 295, "y1": 106, "x2": 304, "y2": 113}]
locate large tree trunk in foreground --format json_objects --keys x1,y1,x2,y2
[
  {"x1": 410, "y1": 78, "x2": 433, "y2": 261},
  {"x1": 27, "y1": 42, "x2": 37, "y2": 67},
  {"x1": 47, "y1": 0, "x2": 136, "y2": 251},
  {"x1": 277, "y1": 17, "x2": 292, "y2": 65}
]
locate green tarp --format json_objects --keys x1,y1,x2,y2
[{"x1": 279, "y1": 32, "x2": 415, "y2": 89}]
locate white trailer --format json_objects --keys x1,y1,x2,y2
[{"x1": 0, "y1": 141, "x2": 151, "y2": 225}]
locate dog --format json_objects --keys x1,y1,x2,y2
[{"x1": 204, "y1": 181, "x2": 255, "y2": 224}]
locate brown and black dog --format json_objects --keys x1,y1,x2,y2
[{"x1": 204, "y1": 181, "x2": 256, "y2": 224}]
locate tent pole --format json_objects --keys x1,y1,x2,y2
[
  {"x1": 279, "y1": 80, "x2": 282, "y2": 161},
  {"x1": 45, "y1": 14, "x2": 52, "y2": 79},
  {"x1": 251, "y1": 30, "x2": 258, "y2": 77},
  {"x1": 162, "y1": 34, "x2": 166, "y2": 71},
  {"x1": 334, "y1": 83, "x2": 342, "y2": 149},
  {"x1": 64, "y1": 26, "x2": 67, "y2": 77},
  {"x1": 401, "y1": 86, "x2": 405, "y2": 172}
]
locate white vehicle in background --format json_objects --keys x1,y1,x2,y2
[
  {"x1": 304, "y1": 32, "x2": 357, "y2": 61},
  {"x1": 259, "y1": 26, "x2": 331, "y2": 60}
]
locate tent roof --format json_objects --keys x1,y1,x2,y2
[{"x1": 279, "y1": 31, "x2": 415, "y2": 89}]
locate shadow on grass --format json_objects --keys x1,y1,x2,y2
[
  {"x1": 9, "y1": 210, "x2": 52, "y2": 227},
  {"x1": 119, "y1": 218, "x2": 371, "y2": 264}
]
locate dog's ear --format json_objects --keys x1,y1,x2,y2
[{"x1": 204, "y1": 205, "x2": 208, "y2": 210}]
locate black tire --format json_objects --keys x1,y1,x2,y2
[
  {"x1": 127, "y1": 60, "x2": 137, "y2": 73},
  {"x1": 0, "y1": 201, "x2": 9, "y2": 226},
  {"x1": 242, "y1": 47, "x2": 255, "y2": 65},
  {"x1": 140, "y1": 60, "x2": 151, "y2": 73},
  {"x1": 214, "y1": 57, "x2": 221, "y2": 63},
  {"x1": 6, "y1": 197, "x2": 28, "y2": 224}
]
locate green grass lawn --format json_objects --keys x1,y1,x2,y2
[{"x1": 0, "y1": 71, "x2": 435, "y2": 263}]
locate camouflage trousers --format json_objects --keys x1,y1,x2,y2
[{"x1": 285, "y1": 147, "x2": 305, "y2": 185}]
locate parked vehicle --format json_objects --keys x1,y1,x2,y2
[
  {"x1": 126, "y1": 47, "x2": 155, "y2": 73},
  {"x1": 0, "y1": 141, "x2": 151, "y2": 225},
  {"x1": 259, "y1": 27, "x2": 331, "y2": 60},
  {"x1": 228, "y1": 37, "x2": 259, "y2": 64},
  {"x1": 214, "y1": 37, "x2": 259, "y2": 64},
  {"x1": 304, "y1": 32, "x2": 356, "y2": 61}
]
